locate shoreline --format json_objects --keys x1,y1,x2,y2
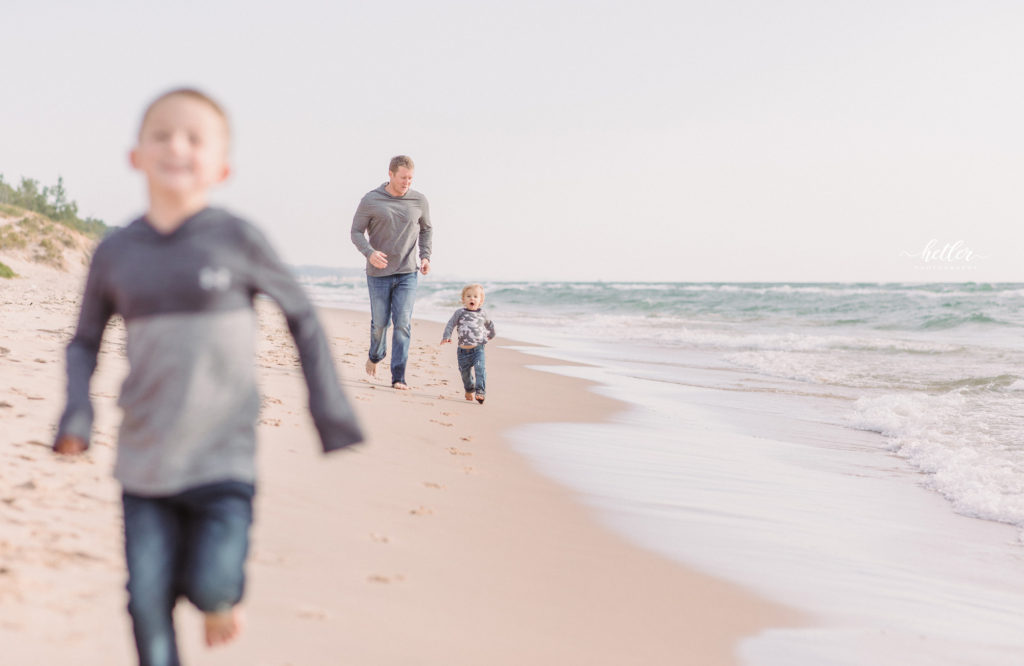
[
  {"x1": 503, "y1": 333, "x2": 1024, "y2": 664},
  {"x1": 0, "y1": 262, "x2": 800, "y2": 665}
]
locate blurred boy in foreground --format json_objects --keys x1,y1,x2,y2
[{"x1": 53, "y1": 88, "x2": 363, "y2": 665}]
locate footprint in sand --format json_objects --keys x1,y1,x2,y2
[
  {"x1": 367, "y1": 574, "x2": 406, "y2": 584},
  {"x1": 409, "y1": 506, "x2": 434, "y2": 516},
  {"x1": 369, "y1": 533, "x2": 390, "y2": 543},
  {"x1": 422, "y1": 482, "x2": 444, "y2": 490},
  {"x1": 460, "y1": 436, "x2": 473, "y2": 442},
  {"x1": 447, "y1": 447, "x2": 472, "y2": 456},
  {"x1": 297, "y1": 606, "x2": 329, "y2": 620},
  {"x1": 430, "y1": 419, "x2": 453, "y2": 427}
]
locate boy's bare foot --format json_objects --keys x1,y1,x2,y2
[
  {"x1": 53, "y1": 434, "x2": 87, "y2": 455},
  {"x1": 464, "y1": 392, "x2": 474, "y2": 401},
  {"x1": 392, "y1": 382, "x2": 409, "y2": 390},
  {"x1": 365, "y1": 359, "x2": 378, "y2": 377},
  {"x1": 204, "y1": 607, "x2": 243, "y2": 647},
  {"x1": 475, "y1": 394, "x2": 485, "y2": 404}
]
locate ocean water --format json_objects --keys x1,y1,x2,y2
[{"x1": 301, "y1": 274, "x2": 1024, "y2": 665}]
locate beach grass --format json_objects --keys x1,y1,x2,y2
[{"x1": 0, "y1": 209, "x2": 88, "y2": 270}]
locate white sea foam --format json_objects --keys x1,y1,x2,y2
[
  {"x1": 851, "y1": 392, "x2": 1024, "y2": 528},
  {"x1": 512, "y1": 358, "x2": 1024, "y2": 666},
  {"x1": 725, "y1": 350, "x2": 855, "y2": 385}
]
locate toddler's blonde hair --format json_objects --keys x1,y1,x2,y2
[{"x1": 461, "y1": 284, "x2": 485, "y2": 304}]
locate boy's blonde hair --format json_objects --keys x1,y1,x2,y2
[
  {"x1": 461, "y1": 284, "x2": 485, "y2": 302},
  {"x1": 139, "y1": 88, "x2": 231, "y2": 141},
  {"x1": 389, "y1": 155, "x2": 415, "y2": 173}
]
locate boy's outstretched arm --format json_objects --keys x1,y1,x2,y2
[
  {"x1": 54, "y1": 245, "x2": 114, "y2": 454},
  {"x1": 242, "y1": 222, "x2": 364, "y2": 452},
  {"x1": 441, "y1": 310, "x2": 461, "y2": 344}
]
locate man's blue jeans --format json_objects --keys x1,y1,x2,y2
[
  {"x1": 122, "y1": 481, "x2": 254, "y2": 666},
  {"x1": 367, "y1": 271, "x2": 418, "y2": 384},
  {"x1": 457, "y1": 344, "x2": 487, "y2": 395}
]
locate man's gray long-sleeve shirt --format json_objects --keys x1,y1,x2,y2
[
  {"x1": 57, "y1": 208, "x2": 364, "y2": 496},
  {"x1": 350, "y1": 183, "x2": 432, "y2": 277}
]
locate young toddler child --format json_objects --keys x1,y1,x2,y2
[
  {"x1": 441, "y1": 284, "x2": 496, "y2": 403},
  {"x1": 52, "y1": 88, "x2": 364, "y2": 666}
]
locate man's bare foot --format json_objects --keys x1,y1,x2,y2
[
  {"x1": 392, "y1": 382, "x2": 410, "y2": 390},
  {"x1": 204, "y1": 607, "x2": 243, "y2": 647},
  {"x1": 475, "y1": 394, "x2": 485, "y2": 404},
  {"x1": 365, "y1": 359, "x2": 378, "y2": 377},
  {"x1": 465, "y1": 392, "x2": 474, "y2": 401}
]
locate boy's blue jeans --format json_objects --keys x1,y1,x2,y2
[
  {"x1": 122, "y1": 480, "x2": 254, "y2": 666},
  {"x1": 457, "y1": 344, "x2": 487, "y2": 395},
  {"x1": 366, "y1": 271, "x2": 418, "y2": 385}
]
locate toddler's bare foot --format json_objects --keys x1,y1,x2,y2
[
  {"x1": 392, "y1": 382, "x2": 409, "y2": 390},
  {"x1": 464, "y1": 392, "x2": 474, "y2": 401},
  {"x1": 365, "y1": 360, "x2": 378, "y2": 377},
  {"x1": 204, "y1": 607, "x2": 243, "y2": 647}
]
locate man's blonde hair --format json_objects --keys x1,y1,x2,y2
[
  {"x1": 389, "y1": 155, "x2": 415, "y2": 173},
  {"x1": 138, "y1": 88, "x2": 230, "y2": 141}
]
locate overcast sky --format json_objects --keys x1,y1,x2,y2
[{"x1": 3, "y1": 1, "x2": 1022, "y2": 282}]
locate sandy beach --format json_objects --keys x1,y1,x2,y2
[{"x1": 0, "y1": 255, "x2": 798, "y2": 665}]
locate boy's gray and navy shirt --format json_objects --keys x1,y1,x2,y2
[
  {"x1": 442, "y1": 308, "x2": 496, "y2": 347},
  {"x1": 57, "y1": 208, "x2": 363, "y2": 496},
  {"x1": 350, "y1": 184, "x2": 432, "y2": 277}
]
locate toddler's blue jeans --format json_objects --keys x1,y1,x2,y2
[
  {"x1": 122, "y1": 480, "x2": 254, "y2": 666},
  {"x1": 457, "y1": 344, "x2": 487, "y2": 395}
]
